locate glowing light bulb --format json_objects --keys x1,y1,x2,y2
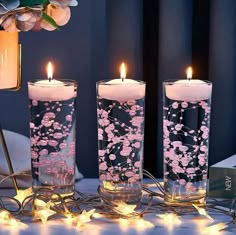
[
  {"x1": 192, "y1": 204, "x2": 214, "y2": 221},
  {"x1": 0, "y1": 210, "x2": 11, "y2": 222},
  {"x1": 0, "y1": 210, "x2": 27, "y2": 228},
  {"x1": 157, "y1": 213, "x2": 181, "y2": 230},
  {"x1": 118, "y1": 217, "x2": 154, "y2": 230},
  {"x1": 76, "y1": 209, "x2": 95, "y2": 228},
  {"x1": 14, "y1": 187, "x2": 32, "y2": 204},
  {"x1": 201, "y1": 223, "x2": 228, "y2": 234},
  {"x1": 93, "y1": 213, "x2": 103, "y2": 219},
  {"x1": 103, "y1": 181, "x2": 115, "y2": 190},
  {"x1": 114, "y1": 201, "x2": 136, "y2": 215},
  {"x1": 33, "y1": 201, "x2": 56, "y2": 224}
]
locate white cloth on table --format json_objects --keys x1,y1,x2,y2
[{"x1": 0, "y1": 129, "x2": 83, "y2": 188}]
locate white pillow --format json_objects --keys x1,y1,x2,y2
[{"x1": 0, "y1": 129, "x2": 83, "y2": 188}]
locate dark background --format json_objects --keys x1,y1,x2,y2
[{"x1": 0, "y1": 0, "x2": 235, "y2": 178}]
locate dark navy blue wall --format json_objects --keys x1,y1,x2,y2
[
  {"x1": 0, "y1": 0, "x2": 143, "y2": 177},
  {"x1": 1, "y1": 0, "x2": 235, "y2": 178}
]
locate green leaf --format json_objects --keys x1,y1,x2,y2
[
  {"x1": 20, "y1": 0, "x2": 44, "y2": 6},
  {"x1": 41, "y1": 12, "x2": 59, "y2": 30},
  {"x1": 42, "y1": 0, "x2": 50, "y2": 5}
]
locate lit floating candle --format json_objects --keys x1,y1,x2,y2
[
  {"x1": 97, "y1": 62, "x2": 145, "y2": 101},
  {"x1": 165, "y1": 66, "x2": 212, "y2": 101},
  {"x1": 28, "y1": 62, "x2": 77, "y2": 197},
  {"x1": 28, "y1": 61, "x2": 75, "y2": 101}
]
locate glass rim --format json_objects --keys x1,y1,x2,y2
[
  {"x1": 97, "y1": 79, "x2": 145, "y2": 85},
  {"x1": 28, "y1": 79, "x2": 77, "y2": 87},
  {"x1": 163, "y1": 79, "x2": 212, "y2": 85}
]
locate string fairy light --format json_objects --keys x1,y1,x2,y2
[
  {"x1": 113, "y1": 201, "x2": 137, "y2": 216},
  {"x1": 192, "y1": 204, "x2": 214, "y2": 221},
  {"x1": 103, "y1": 181, "x2": 116, "y2": 190},
  {"x1": 118, "y1": 217, "x2": 154, "y2": 229},
  {"x1": 200, "y1": 222, "x2": 228, "y2": 234},
  {"x1": 157, "y1": 213, "x2": 182, "y2": 229},
  {"x1": 14, "y1": 187, "x2": 32, "y2": 204},
  {"x1": 33, "y1": 200, "x2": 56, "y2": 223},
  {"x1": 76, "y1": 209, "x2": 95, "y2": 228},
  {"x1": 0, "y1": 210, "x2": 27, "y2": 228},
  {"x1": 0, "y1": 170, "x2": 235, "y2": 233}
]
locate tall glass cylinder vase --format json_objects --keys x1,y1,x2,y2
[
  {"x1": 163, "y1": 80, "x2": 212, "y2": 205},
  {"x1": 28, "y1": 80, "x2": 77, "y2": 196},
  {"x1": 97, "y1": 80, "x2": 146, "y2": 205}
]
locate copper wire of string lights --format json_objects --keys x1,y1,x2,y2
[{"x1": 0, "y1": 170, "x2": 235, "y2": 231}]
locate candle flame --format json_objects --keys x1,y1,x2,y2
[
  {"x1": 120, "y1": 62, "x2": 126, "y2": 81},
  {"x1": 47, "y1": 62, "x2": 53, "y2": 81},
  {"x1": 186, "y1": 66, "x2": 193, "y2": 80}
]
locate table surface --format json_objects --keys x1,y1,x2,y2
[{"x1": 0, "y1": 179, "x2": 235, "y2": 235}]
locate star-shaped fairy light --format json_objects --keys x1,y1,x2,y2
[
  {"x1": 114, "y1": 201, "x2": 137, "y2": 216},
  {"x1": 192, "y1": 204, "x2": 214, "y2": 221},
  {"x1": 14, "y1": 187, "x2": 32, "y2": 204},
  {"x1": 76, "y1": 209, "x2": 95, "y2": 228},
  {"x1": 118, "y1": 217, "x2": 154, "y2": 230},
  {"x1": 201, "y1": 222, "x2": 228, "y2": 234},
  {"x1": 0, "y1": 210, "x2": 27, "y2": 228},
  {"x1": 33, "y1": 200, "x2": 56, "y2": 223},
  {"x1": 103, "y1": 181, "x2": 115, "y2": 190},
  {"x1": 157, "y1": 213, "x2": 181, "y2": 231}
]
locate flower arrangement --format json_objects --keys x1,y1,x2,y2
[{"x1": 0, "y1": 0, "x2": 78, "y2": 32}]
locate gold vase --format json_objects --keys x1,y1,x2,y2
[{"x1": 0, "y1": 31, "x2": 21, "y2": 90}]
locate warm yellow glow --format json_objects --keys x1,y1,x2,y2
[
  {"x1": 34, "y1": 199, "x2": 48, "y2": 207},
  {"x1": 63, "y1": 212, "x2": 76, "y2": 226},
  {"x1": 0, "y1": 210, "x2": 11, "y2": 222},
  {"x1": 103, "y1": 181, "x2": 115, "y2": 190},
  {"x1": 192, "y1": 204, "x2": 214, "y2": 221},
  {"x1": 186, "y1": 66, "x2": 193, "y2": 79},
  {"x1": 114, "y1": 201, "x2": 136, "y2": 215},
  {"x1": 33, "y1": 201, "x2": 56, "y2": 223},
  {"x1": 120, "y1": 62, "x2": 126, "y2": 80},
  {"x1": 14, "y1": 187, "x2": 32, "y2": 204},
  {"x1": 76, "y1": 209, "x2": 95, "y2": 228},
  {"x1": 157, "y1": 213, "x2": 181, "y2": 230},
  {"x1": 47, "y1": 61, "x2": 53, "y2": 80},
  {"x1": 157, "y1": 213, "x2": 181, "y2": 224},
  {"x1": 201, "y1": 222, "x2": 228, "y2": 234},
  {"x1": 93, "y1": 213, "x2": 103, "y2": 219},
  {"x1": 0, "y1": 210, "x2": 27, "y2": 228},
  {"x1": 118, "y1": 217, "x2": 154, "y2": 230}
]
